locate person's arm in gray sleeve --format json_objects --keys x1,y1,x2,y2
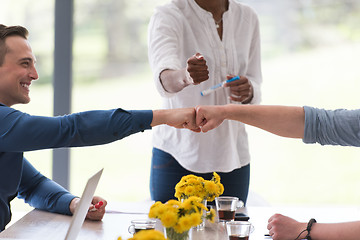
[{"x1": 303, "y1": 106, "x2": 360, "y2": 147}]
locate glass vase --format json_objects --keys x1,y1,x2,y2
[
  {"x1": 164, "y1": 227, "x2": 192, "y2": 240},
  {"x1": 194, "y1": 199, "x2": 207, "y2": 231}
]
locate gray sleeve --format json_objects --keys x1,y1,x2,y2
[{"x1": 303, "y1": 106, "x2": 360, "y2": 147}]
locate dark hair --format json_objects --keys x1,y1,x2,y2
[{"x1": 0, "y1": 24, "x2": 29, "y2": 66}]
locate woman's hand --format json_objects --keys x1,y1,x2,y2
[
  {"x1": 186, "y1": 53, "x2": 209, "y2": 85},
  {"x1": 224, "y1": 75, "x2": 253, "y2": 104}
]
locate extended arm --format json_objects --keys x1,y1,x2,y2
[
  {"x1": 267, "y1": 213, "x2": 360, "y2": 240},
  {"x1": 160, "y1": 68, "x2": 191, "y2": 93},
  {"x1": 303, "y1": 106, "x2": 360, "y2": 146},
  {"x1": 0, "y1": 107, "x2": 153, "y2": 152},
  {"x1": 151, "y1": 108, "x2": 200, "y2": 132},
  {"x1": 196, "y1": 104, "x2": 360, "y2": 146},
  {"x1": 310, "y1": 221, "x2": 360, "y2": 240},
  {"x1": 196, "y1": 104, "x2": 304, "y2": 138},
  {"x1": 148, "y1": 9, "x2": 209, "y2": 95},
  {"x1": 159, "y1": 54, "x2": 209, "y2": 93}
]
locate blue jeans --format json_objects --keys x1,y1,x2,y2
[{"x1": 150, "y1": 148, "x2": 250, "y2": 205}]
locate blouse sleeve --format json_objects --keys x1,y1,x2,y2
[
  {"x1": 246, "y1": 8, "x2": 262, "y2": 105},
  {"x1": 148, "y1": 6, "x2": 183, "y2": 98}
]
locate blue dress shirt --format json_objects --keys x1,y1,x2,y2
[{"x1": 0, "y1": 103, "x2": 152, "y2": 230}]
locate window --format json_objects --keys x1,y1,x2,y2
[{"x1": 2, "y1": 0, "x2": 360, "y2": 210}]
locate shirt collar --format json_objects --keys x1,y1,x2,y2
[
  {"x1": 187, "y1": 0, "x2": 232, "y2": 18},
  {"x1": 188, "y1": 0, "x2": 211, "y2": 17}
]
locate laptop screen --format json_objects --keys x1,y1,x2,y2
[{"x1": 65, "y1": 168, "x2": 103, "y2": 240}]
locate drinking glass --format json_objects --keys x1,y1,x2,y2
[
  {"x1": 215, "y1": 196, "x2": 244, "y2": 222},
  {"x1": 226, "y1": 221, "x2": 254, "y2": 240},
  {"x1": 128, "y1": 219, "x2": 156, "y2": 235}
]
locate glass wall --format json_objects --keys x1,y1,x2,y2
[
  {"x1": 70, "y1": 0, "x2": 360, "y2": 205},
  {"x1": 243, "y1": 0, "x2": 360, "y2": 205},
  {"x1": 0, "y1": 0, "x2": 55, "y2": 211},
  {"x1": 2, "y1": 0, "x2": 360, "y2": 211},
  {"x1": 70, "y1": 0, "x2": 169, "y2": 201}
]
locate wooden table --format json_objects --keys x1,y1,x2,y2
[{"x1": 1, "y1": 202, "x2": 359, "y2": 240}]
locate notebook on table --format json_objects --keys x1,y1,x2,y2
[{"x1": 65, "y1": 168, "x2": 103, "y2": 240}]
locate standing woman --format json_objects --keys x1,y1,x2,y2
[{"x1": 148, "y1": 0, "x2": 262, "y2": 203}]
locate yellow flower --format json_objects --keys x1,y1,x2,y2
[
  {"x1": 213, "y1": 172, "x2": 221, "y2": 183},
  {"x1": 183, "y1": 174, "x2": 198, "y2": 181},
  {"x1": 189, "y1": 212, "x2": 202, "y2": 226},
  {"x1": 219, "y1": 183, "x2": 224, "y2": 193},
  {"x1": 183, "y1": 196, "x2": 205, "y2": 212},
  {"x1": 161, "y1": 210, "x2": 178, "y2": 228},
  {"x1": 166, "y1": 199, "x2": 180, "y2": 206},
  {"x1": 174, "y1": 172, "x2": 224, "y2": 201},
  {"x1": 184, "y1": 186, "x2": 196, "y2": 196},
  {"x1": 154, "y1": 204, "x2": 167, "y2": 217},
  {"x1": 150, "y1": 173, "x2": 224, "y2": 235},
  {"x1": 149, "y1": 201, "x2": 164, "y2": 218},
  {"x1": 149, "y1": 196, "x2": 206, "y2": 234},
  {"x1": 173, "y1": 224, "x2": 184, "y2": 233},
  {"x1": 181, "y1": 199, "x2": 193, "y2": 211},
  {"x1": 127, "y1": 230, "x2": 166, "y2": 240},
  {"x1": 204, "y1": 181, "x2": 217, "y2": 193},
  {"x1": 187, "y1": 177, "x2": 201, "y2": 185},
  {"x1": 206, "y1": 208, "x2": 216, "y2": 223},
  {"x1": 177, "y1": 214, "x2": 193, "y2": 231}
]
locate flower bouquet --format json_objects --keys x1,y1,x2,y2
[
  {"x1": 174, "y1": 172, "x2": 224, "y2": 230},
  {"x1": 174, "y1": 172, "x2": 224, "y2": 202},
  {"x1": 148, "y1": 196, "x2": 216, "y2": 240}
]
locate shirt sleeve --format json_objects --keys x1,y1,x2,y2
[
  {"x1": 244, "y1": 6, "x2": 262, "y2": 105},
  {"x1": 148, "y1": 6, "x2": 183, "y2": 98},
  {"x1": 247, "y1": 13, "x2": 262, "y2": 104},
  {"x1": 303, "y1": 106, "x2": 360, "y2": 147},
  {"x1": 0, "y1": 106, "x2": 153, "y2": 152},
  {"x1": 17, "y1": 158, "x2": 75, "y2": 215}
]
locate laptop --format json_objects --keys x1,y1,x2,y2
[{"x1": 65, "y1": 168, "x2": 103, "y2": 240}]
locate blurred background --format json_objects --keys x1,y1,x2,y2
[{"x1": 1, "y1": 0, "x2": 360, "y2": 211}]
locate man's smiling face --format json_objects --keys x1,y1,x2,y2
[{"x1": 0, "y1": 36, "x2": 38, "y2": 107}]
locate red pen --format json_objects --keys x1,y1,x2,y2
[{"x1": 89, "y1": 201, "x2": 103, "y2": 212}]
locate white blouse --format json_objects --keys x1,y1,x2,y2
[{"x1": 148, "y1": 0, "x2": 262, "y2": 172}]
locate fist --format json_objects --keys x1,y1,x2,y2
[{"x1": 186, "y1": 53, "x2": 209, "y2": 84}]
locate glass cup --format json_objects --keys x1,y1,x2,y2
[
  {"x1": 215, "y1": 196, "x2": 244, "y2": 222},
  {"x1": 128, "y1": 219, "x2": 156, "y2": 235},
  {"x1": 226, "y1": 221, "x2": 254, "y2": 240}
]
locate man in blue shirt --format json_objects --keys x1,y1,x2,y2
[
  {"x1": 0, "y1": 24, "x2": 199, "y2": 231},
  {"x1": 195, "y1": 104, "x2": 360, "y2": 240}
]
